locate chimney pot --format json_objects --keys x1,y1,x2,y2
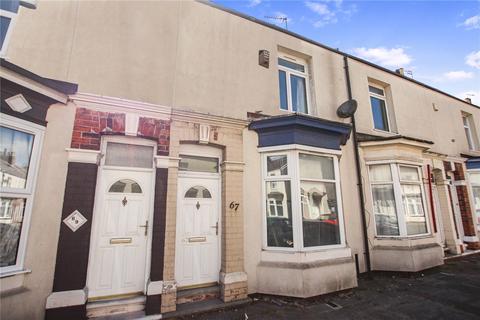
[
  {"x1": 465, "y1": 97, "x2": 472, "y2": 104},
  {"x1": 396, "y1": 68, "x2": 405, "y2": 76}
]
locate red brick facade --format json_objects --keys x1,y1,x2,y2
[{"x1": 71, "y1": 107, "x2": 170, "y2": 155}]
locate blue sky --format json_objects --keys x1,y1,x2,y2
[{"x1": 214, "y1": 0, "x2": 480, "y2": 104}]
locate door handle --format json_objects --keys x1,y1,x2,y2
[
  {"x1": 210, "y1": 222, "x2": 218, "y2": 235},
  {"x1": 139, "y1": 220, "x2": 148, "y2": 236}
]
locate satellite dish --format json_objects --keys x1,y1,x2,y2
[{"x1": 336, "y1": 99, "x2": 357, "y2": 118}]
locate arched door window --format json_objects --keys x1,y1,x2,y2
[
  {"x1": 184, "y1": 186, "x2": 212, "y2": 199},
  {"x1": 108, "y1": 179, "x2": 142, "y2": 193}
]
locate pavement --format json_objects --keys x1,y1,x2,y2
[{"x1": 176, "y1": 254, "x2": 480, "y2": 320}]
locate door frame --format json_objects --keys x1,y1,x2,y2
[
  {"x1": 86, "y1": 135, "x2": 157, "y2": 299},
  {"x1": 175, "y1": 146, "x2": 222, "y2": 289}
]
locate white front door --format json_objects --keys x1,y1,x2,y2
[
  {"x1": 175, "y1": 176, "x2": 220, "y2": 288},
  {"x1": 87, "y1": 169, "x2": 152, "y2": 299}
]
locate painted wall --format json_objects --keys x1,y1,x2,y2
[
  {"x1": 6, "y1": 1, "x2": 479, "y2": 159},
  {"x1": 0, "y1": 102, "x2": 76, "y2": 320}
]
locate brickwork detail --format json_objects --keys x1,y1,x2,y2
[
  {"x1": 138, "y1": 117, "x2": 170, "y2": 155},
  {"x1": 71, "y1": 108, "x2": 125, "y2": 150},
  {"x1": 221, "y1": 281, "x2": 248, "y2": 303},
  {"x1": 70, "y1": 107, "x2": 170, "y2": 155}
]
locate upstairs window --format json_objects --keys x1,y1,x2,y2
[
  {"x1": 0, "y1": 2, "x2": 18, "y2": 57},
  {"x1": 278, "y1": 55, "x2": 309, "y2": 114},
  {"x1": 463, "y1": 114, "x2": 477, "y2": 151},
  {"x1": 369, "y1": 85, "x2": 390, "y2": 132}
]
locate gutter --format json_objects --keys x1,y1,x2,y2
[{"x1": 344, "y1": 55, "x2": 372, "y2": 274}]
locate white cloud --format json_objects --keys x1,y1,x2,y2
[
  {"x1": 461, "y1": 15, "x2": 480, "y2": 30},
  {"x1": 304, "y1": 0, "x2": 354, "y2": 28},
  {"x1": 352, "y1": 47, "x2": 412, "y2": 68},
  {"x1": 247, "y1": 0, "x2": 262, "y2": 7},
  {"x1": 466, "y1": 50, "x2": 480, "y2": 69},
  {"x1": 443, "y1": 70, "x2": 474, "y2": 80},
  {"x1": 457, "y1": 90, "x2": 480, "y2": 105}
]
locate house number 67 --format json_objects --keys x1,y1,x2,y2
[{"x1": 229, "y1": 202, "x2": 240, "y2": 211}]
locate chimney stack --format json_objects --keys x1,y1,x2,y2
[
  {"x1": 465, "y1": 97, "x2": 472, "y2": 104},
  {"x1": 395, "y1": 68, "x2": 405, "y2": 76}
]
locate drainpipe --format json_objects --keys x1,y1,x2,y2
[{"x1": 343, "y1": 55, "x2": 372, "y2": 274}]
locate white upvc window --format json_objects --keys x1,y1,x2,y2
[
  {"x1": 463, "y1": 114, "x2": 477, "y2": 151},
  {"x1": 262, "y1": 147, "x2": 345, "y2": 251},
  {"x1": 0, "y1": 9, "x2": 17, "y2": 57},
  {"x1": 0, "y1": 114, "x2": 44, "y2": 275},
  {"x1": 277, "y1": 54, "x2": 310, "y2": 114},
  {"x1": 369, "y1": 84, "x2": 391, "y2": 132},
  {"x1": 368, "y1": 162, "x2": 430, "y2": 237},
  {"x1": 469, "y1": 171, "x2": 480, "y2": 231}
]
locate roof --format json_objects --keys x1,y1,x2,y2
[
  {"x1": 200, "y1": 1, "x2": 479, "y2": 110},
  {"x1": 356, "y1": 132, "x2": 434, "y2": 145},
  {"x1": 1, "y1": 58, "x2": 78, "y2": 95}
]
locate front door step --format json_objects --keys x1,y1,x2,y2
[
  {"x1": 87, "y1": 296, "x2": 146, "y2": 319},
  {"x1": 164, "y1": 298, "x2": 252, "y2": 319},
  {"x1": 176, "y1": 285, "x2": 220, "y2": 305}
]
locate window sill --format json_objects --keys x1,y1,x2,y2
[
  {"x1": 0, "y1": 269, "x2": 31, "y2": 279},
  {"x1": 374, "y1": 234, "x2": 433, "y2": 241},
  {"x1": 372, "y1": 128, "x2": 397, "y2": 136}
]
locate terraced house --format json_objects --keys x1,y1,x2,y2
[{"x1": 0, "y1": 1, "x2": 479, "y2": 319}]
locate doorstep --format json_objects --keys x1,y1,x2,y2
[
  {"x1": 162, "y1": 298, "x2": 252, "y2": 319},
  {"x1": 444, "y1": 249, "x2": 480, "y2": 260}
]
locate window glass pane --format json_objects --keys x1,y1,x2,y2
[
  {"x1": 266, "y1": 181, "x2": 293, "y2": 247},
  {"x1": 399, "y1": 166, "x2": 420, "y2": 181},
  {"x1": 402, "y1": 184, "x2": 427, "y2": 235},
  {"x1": 291, "y1": 74, "x2": 308, "y2": 113},
  {"x1": 278, "y1": 58, "x2": 305, "y2": 73},
  {"x1": 370, "y1": 96, "x2": 389, "y2": 131},
  {"x1": 267, "y1": 155, "x2": 288, "y2": 176},
  {"x1": 0, "y1": 16, "x2": 11, "y2": 51},
  {"x1": 470, "y1": 172, "x2": 480, "y2": 185},
  {"x1": 372, "y1": 184, "x2": 399, "y2": 236},
  {"x1": 472, "y1": 185, "x2": 480, "y2": 230},
  {"x1": 369, "y1": 164, "x2": 392, "y2": 182},
  {"x1": 301, "y1": 181, "x2": 340, "y2": 246},
  {"x1": 465, "y1": 127, "x2": 474, "y2": 150},
  {"x1": 105, "y1": 143, "x2": 153, "y2": 168},
  {"x1": 0, "y1": 126, "x2": 34, "y2": 189},
  {"x1": 278, "y1": 70, "x2": 288, "y2": 110},
  {"x1": 108, "y1": 179, "x2": 142, "y2": 193},
  {"x1": 179, "y1": 155, "x2": 218, "y2": 173},
  {"x1": 368, "y1": 85, "x2": 385, "y2": 96},
  {"x1": 185, "y1": 186, "x2": 212, "y2": 198},
  {"x1": 299, "y1": 154, "x2": 334, "y2": 180},
  {"x1": 0, "y1": 197, "x2": 25, "y2": 267}
]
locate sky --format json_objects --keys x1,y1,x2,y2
[{"x1": 214, "y1": 0, "x2": 480, "y2": 105}]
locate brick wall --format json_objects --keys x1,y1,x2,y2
[{"x1": 71, "y1": 107, "x2": 170, "y2": 155}]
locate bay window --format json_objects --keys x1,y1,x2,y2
[
  {"x1": 369, "y1": 163, "x2": 429, "y2": 237},
  {"x1": 278, "y1": 54, "x2": 309, "y2": 114},
  {"x1": 263, "y1": 150, "x2": 344, "y2": 250},
  {"x1": 0, "y1": 115, "x2": 44, "y2": 274}
]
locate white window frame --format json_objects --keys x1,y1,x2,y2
[
  {"x1": 463, "y1": 114, "x2": 476, "y2": 151},
  {"x1": 0, "y1": 9, "x2": 17, "y2": 57},
  {"x1": 368, "y1": 83, "x2": 391, "y2": 133},
  {"x1": 0, "y1": 114, "x2": 44, "y2": 275},
  {"x1": 367, "y1": 161, "x2": 431, "y2": 238},
  {"x1": 261, "y1": 147, "x2": 346, "y2": 252},
  {"x1": 277, "y1": 53, "x2": 311, "y2": 114},
  {"x1": 468, "y1": 170, "x2": 480, "y2": 231}
]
